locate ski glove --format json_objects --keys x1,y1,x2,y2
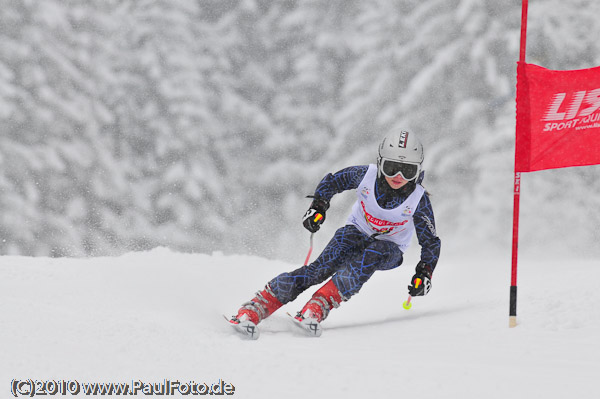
[
  {"x1": 408, "y1": 261, "x2": 433, "y2": 296},
  {"x1": 302, "y1": 197, "x2": 330, "y2": 233}
]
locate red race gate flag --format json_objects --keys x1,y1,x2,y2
[
  {"x1": 510, "y1": 0, "x2": 600, "y2": 329},
  {"x1": 515, "y1": 62, "x2": 600, "y2": 172}
]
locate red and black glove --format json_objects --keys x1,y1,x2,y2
[
  {"x1": 408, "y1": 262, "x2": 433, "y2": 296},
  {"x1": 302, "y1": 197, "x2": 329, "y2": 233}
]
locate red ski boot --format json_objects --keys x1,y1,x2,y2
[
  {"x1": 227, "y1": 284, "x2": 283, "y2": 339},
  {"x1": 236, "y1": 284, "x2": 283, "y2": 323},
  {"x1": 292, "y1": 279, "x2": 343, "y2": 337}
]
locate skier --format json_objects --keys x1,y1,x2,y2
[{"x1": 227, "y1": 129, "x2": 441, "y2": 338}]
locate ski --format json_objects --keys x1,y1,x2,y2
[
  {"x1": 223, "y1": 315, "x2": 260, "y2": 340},
  {"x1": 286, "y1": 312, "x2": 322, "y2": 337},
  {"x1": 224, "y1": 313, "x2": 322, "y2": 339}
]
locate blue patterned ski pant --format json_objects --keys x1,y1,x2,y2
[{"x1": 269, "y1": 224, "x2": 404, "y2": 304}]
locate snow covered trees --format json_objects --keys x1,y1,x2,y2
[{"x1": 0, "y1": 0, "x2": 598, "y2": 258}]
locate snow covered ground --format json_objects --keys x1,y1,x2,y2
[{"x1": 1, "y1": 247, "x2": 598, "y2": 399}]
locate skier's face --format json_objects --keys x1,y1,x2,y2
[{"x1": 385, "y1": 175, "x2": 409, "y2": 190}]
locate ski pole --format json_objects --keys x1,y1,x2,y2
[
  {"x1": 302, "y1": 211, "x2": 323, "y2": 266},
  {"x1": 403, "y1": 278, "x2": 422, "y2": 310},
  {"x1": 303, "y1": 232, "x2": 315, "y2": 266}
]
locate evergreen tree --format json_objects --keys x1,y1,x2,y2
[{"x1": 0, "y1": 0, "x2": 598, "y2": 258}]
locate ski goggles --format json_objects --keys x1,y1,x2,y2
[{"x1": 380, "y1": 159, "x2": 420, "y2": 180}]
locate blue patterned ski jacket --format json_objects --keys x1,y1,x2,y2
[{"x1": 312, "y1": 165, "x2": 441, "y2": 270}]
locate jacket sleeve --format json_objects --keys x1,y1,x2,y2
[
  {"x1": 313, "y1": 165, "x2": 369, "y2": 202},
  {"x1": 413, "y1": 193, "x2": 441, "y2": 271}
]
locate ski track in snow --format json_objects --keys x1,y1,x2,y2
[{"x1": 1, "y1": 247, "x2": 598, "y2": 399}]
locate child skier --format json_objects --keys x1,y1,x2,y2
[{"x1": 228, "y1": 129, "x2": 441, "y2": 338}]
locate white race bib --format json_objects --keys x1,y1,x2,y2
[{"x1": 346, "y1": 164, "x2": 424, "y2": 252}]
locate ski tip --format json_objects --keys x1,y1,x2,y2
[
  {"x1": 224, "y1": 314, "x2": 260, "y2": 340},
  {"x1": 287, "y1": 312, "x2": 322, "y2": 337}
]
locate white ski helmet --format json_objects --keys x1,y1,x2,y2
[{"x1": 377, "y1": 129, "x2": 424, "y2": 181}]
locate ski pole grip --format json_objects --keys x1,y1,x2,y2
[{"x1": 415, "y1": 278, "x2": 422, "y2": 289}]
